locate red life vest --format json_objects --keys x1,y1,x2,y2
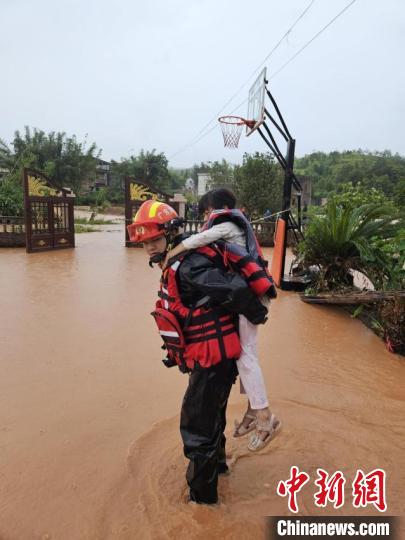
[
  {"x1": 152, "y1": 255, "x2": 241, "y2": 371},
  {"x1": 203, "y1": 209, "x2": 277, "y2": 299}
]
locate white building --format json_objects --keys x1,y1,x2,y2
[
  {"x1": 197, "y1": 172, "x2": 211, "y2": 196},
  {"x1": 185, "y1": 177, "x2": 195, "y2": 191}
]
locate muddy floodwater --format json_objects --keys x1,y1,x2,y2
[{"x1": 1, "y1": 228, "x2": 404, "y2": 539}]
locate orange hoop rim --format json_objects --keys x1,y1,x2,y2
[{"x1": 218, "y1": 116, "x2": 255, "y2": 128}]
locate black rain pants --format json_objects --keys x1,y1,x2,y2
[{"x1": 180, "y1": 359, "x2": 237, "y2": 504}]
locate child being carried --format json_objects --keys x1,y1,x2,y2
[{"x1": 164, "y1": 188, "x2": 281, "y2": 452}]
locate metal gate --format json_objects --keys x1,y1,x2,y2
[
  {"x1": 124, "y1": 177, "x2": 173, "y2": 247},
  {"x1": 23, "y1": 168, "x2": 75, "y2": 253}
]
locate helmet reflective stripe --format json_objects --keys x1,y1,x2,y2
[
  {"x1": 149, "y1": 201, "x2": 162, "y2": 218},
  {"x1": 159, "y1": 330, "x2": 180, "y2": 337}
]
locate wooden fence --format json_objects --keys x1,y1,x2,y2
[{"x1": 0, "y1": 216, "x2": 26, "y2": 247}]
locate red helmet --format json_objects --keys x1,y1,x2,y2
[{"x1": 127, "y1": 200, "x2": 178, "y2": 243}]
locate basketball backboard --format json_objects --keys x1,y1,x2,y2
[{"x1": 246, "y1": 67, "x2": 267, "y2": 136}]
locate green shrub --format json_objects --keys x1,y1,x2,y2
[
  {"x1": 331, "y1": 183, "x2": 392, "y2": 210},
  {"x1": 297, "y1": 200, "x2": 400, "y2": 291},
  {"x1": 0, "y1": 178, "x2": 24, "y2": 216}
]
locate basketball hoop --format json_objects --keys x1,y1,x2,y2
[{"x1": 218, "y1": 116, "x2": 255, "y2": 148}]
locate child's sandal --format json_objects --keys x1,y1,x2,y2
[
  {"x1": 233, "y1": 413, "x2": 257, "y2": 438},
  {"x1": 248, "y1": 414, "x2": 282, "y2": 451}
]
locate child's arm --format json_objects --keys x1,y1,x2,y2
[
  {"x1": 162, "y1": 241, "x2": 187, "y2": 269},
  {"x1": 163, "y1": 223, "x2": 231, "y2": 269}
]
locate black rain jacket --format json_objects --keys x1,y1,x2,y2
[{"x1": 175, "y1": 249, "x2": 268, "y2": 325}]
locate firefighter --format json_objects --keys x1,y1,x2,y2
[{"x1": 127, "y1": 200, "x2": 268, "y2": 505}]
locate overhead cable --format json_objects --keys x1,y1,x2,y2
[
  {"x1": 193, "y1": 0, "x2": 317, "y2": 139},
  {"x1": 268, "y1": 0, "x2": 357, "y2": 81},
  {"x1": 169, "y1": 0, "x2": 316, "y2": 160},
  {"x1": 170, "y1": 0, "x2": 357, "y2": 160}
]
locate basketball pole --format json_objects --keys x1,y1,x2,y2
[
  {"x1": 253, "y1": 84, "x2": 309, "y2": 290},
  {"x1": 280, "y1": 139, "x2": 296, "y2": 287},
  {"x1": 220, "y1": 69, "x2": 307, "y2": 290}
]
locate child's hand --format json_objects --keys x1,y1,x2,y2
[{"x1": 161, "y1": 242, "x2": 186, "y2": 270}]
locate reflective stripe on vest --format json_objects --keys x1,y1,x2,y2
[{"x1": 159, "y1": 330, "x2": 180, "y2": 338}]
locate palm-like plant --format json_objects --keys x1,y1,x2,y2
[{"x1": 298, "y1": 200, "x2": 400, "y2": 291}]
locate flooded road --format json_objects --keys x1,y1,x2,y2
[{"x1": 1, "y1": 230, "x2": 404, "y2": 539}]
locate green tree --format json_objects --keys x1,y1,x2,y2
[
  {"x1": 168, "y1": 167, "x2": 190, "y2": 191},
  {"x1": 206, "y1": 160, "x2": 235, "y2": 189},
  {"x1": 88, "y1": 188, "x2": 111, "y2": 221},
  {"x1": 184, "y1": 160, "x2": 234, "y2": 193},
  {"x1": 183, "y1": 190, "x2": 199, "y2": 205},
  {"x1": 0, "y1": 178, "x2": 24, "y2": 216},
  {"x1": 2, "y1": 127, "x2": 100, "y2": 194},
  {"x1": 0, "y1": 138, "x2": 15, "y2": 170},
  {"x1": 295, "y1": 150, "x2": 405, "y2": 203},
  {"x1": 331, "y1": 182, "x2": 393, "y2": 210},
  {"x1": 189, "y1": 161, "x2": 210, "y2": 186},
  {"x1": 233, "y1": 152, "x2": 283, "y2": 217},
  {"x1": 104, "y1": 175, "x2": 125, "y2": 204},
  {"x1": 111, "y1": 149, "x2": 173, "y2": 193},
  {"x1": 393, "y1": 178, "x2": 405, "y2": 208}
]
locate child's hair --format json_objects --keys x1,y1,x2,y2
[{"x1": 198, "y1": 188, "x2": 237, "y2": 216}]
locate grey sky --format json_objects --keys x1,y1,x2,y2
[{"x1": 1, "y1": 0, "x2": 404, "y2": 168}]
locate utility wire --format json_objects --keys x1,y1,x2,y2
[
  {"x1": 169, "y1": 0, "x2": 316, "y2": 160},
  {"x1": 269, "y1": 0, "x2": 357, "y2": 81},
  {"x1": 228, "y1": 0, "x2": 358, "y2": 116},
  {"x1": 169, "y1": 123, "x2": 220, "y2": 161},
  {"x1": 250, "y1": 208, "x2": 291, "y2": 224},
  {"x1": 170, "y1": 0, "x2": 357, "y2": 160},
  {"x1": 194, "y1": 0, "x2": 317, "y2": 139}
]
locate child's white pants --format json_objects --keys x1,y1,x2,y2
[{"x1": 237, "y1": 314, "x2": 269, "y2": 410}]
